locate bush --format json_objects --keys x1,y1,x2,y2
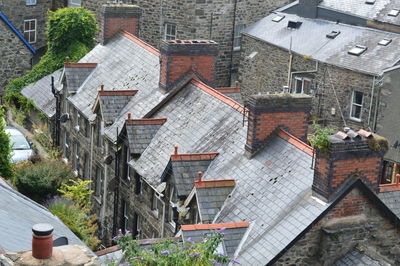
[
  {"x1": 48, "y1": 198, "x2": 100, "y2": 250},
  {"x1": 0, "y1": 107, "x2": 14, "y2": 179},
  {"x1": 309, "y1": 123, "x2": 334, "y2": 153},
  {"x1": 13, "y1": 159, "x2": 73, "y2": 202}
]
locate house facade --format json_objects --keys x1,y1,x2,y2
[{"x1": 239, "y1": 0, "x2": 400, "y2": 184}]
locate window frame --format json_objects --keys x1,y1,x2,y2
[
  {"x1": 68, "y1": 0, "x2": 82, "y2": 7},
  {"x1": 126, "y1": 147, "x2": 131, "y2": 181},
  {"x1": 168, "y1": 186, "x2": 176, "y2": 227},
  {"x1": 64, "y1": 131, "x2": 70, "y2": 161},
  {"x1": 135, "y1": 174, "x2": 143, "y2": 196},
  {"x1": 349, "y1": 91, "x2": 364, "y2": 122},
  {"x1": 123, "y1": 201, "x2": 129, "y2": 233},
  {"x1": 23, "y1": 19, "x2": 37, "y2": 44},
  {"x1": 75, "y1": 109, "x2": 80, "y2": 132},
  {"x1": 26, "y1": 0, "x2": 37, "y2": 6},
  {"x1": 94, "y1": 166, "x2": 103, "y2": 200},
  {"x1": 151, "y1": 191, "x2": 159, "y2": 218},
  {"x1": 233, "y1": 24, "x2": 246, "y2": 50},
  {"x1": 73, "y1": 140, "x2": 80, "y2": 174},
  {"x1": 164, "y1": 23, "x2": 177, "y2": 40},
  {"x1": 292, "y1": 77, "x2": 312, "y2": 94}
]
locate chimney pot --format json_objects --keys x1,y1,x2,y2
[
  {"x1": 65, "y1": 56, "x2": 70, "y2": 64},
  {"x1": 197, "y1": 171, "x2": 203, "y2": 182},
  {"x1": 235, "y1": 81, "x2": 240, "y2": 89},
  {"x1": 127, "y1": 112, "x2": 132, "y2": 120},
  {"x1": 100, "y1": 84, "x2": 104, "y2": 91},
  {"x1": 174, "y1": 146, "x2": 179, "y2": 155},
  {"x1": 32, "y1": 223, "x2": 54, "y2": 260}
]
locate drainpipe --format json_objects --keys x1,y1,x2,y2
[
  {"x1": 160, "y1": 194, "x2": 165, "y2": 238},
  {"x1": 367, "y1": 76, "x2": 376, "y2": 127},
  {"x1": 89, "y1": 123, "x2": 94, "y2": 185},
  {"x1": 229, "y1": 0, "x2": 238, "y2": 84},
  {"x1": 289, "y1": 61, "x2": 319, "y2": 89},
  {"x1": 100, "y1": 140, "x2": 109, "y2": 233},
  {"x1": 373, "y1": 85, "x2": 382, "y2": 132}
]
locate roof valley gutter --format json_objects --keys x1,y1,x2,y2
[{"x1": 0, "y1": 13, "x2": 36, "y2": 54}]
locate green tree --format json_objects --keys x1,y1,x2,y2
[
  {"x1": 0, "y1": 108, "x2": 14, "y2": 179},
  {"x1": 58, "y1": 178, "x2": 93, "y2": 208}
]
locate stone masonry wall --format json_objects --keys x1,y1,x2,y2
[
  {"x1": 239, "y1": 35, "x2": 379, "y2": 131},
  {"x1": 82, "y1": 0, "x2": 292, "y2": 87},
  {"x1": 275, "y1": 187, "x2": 400, "y2": 265},
  {"x1": 0, "y1": 18, "x2": 32, "y2": 98},
  {"x1": 0, "y1": 0, "x2": 53, "y2": 50}
]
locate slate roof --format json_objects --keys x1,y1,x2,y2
[
  {"x1": 98, "y1": 92, "x2": 136, "y2": 125},
  {"x1": 65, "y1": 65, "x2": 97, "y2": 93},
  {"x1": 66, "y1": 32, "x2": 165, "y2": 138},
  {"x1": 0, "y1": 179, "x2": 84, "y2": 252},
  {"x1": 21, "y1": 69, "x2": 63, "y2": 118},
  {"x1": 379, "y1": 190, "x2": 400, "y2": 218},
  {"x1": 333, "y1": 250, "x2": 388, "y2": 266},
  {"x1": 244, "y1": 12, "x2": 400, "y2": 75},
  {"x1": 320, "y1": 0, "x2": 400, "y2": 26},
  {"x1": 126, "y1": 121, "x2": 165, "y2": 154},
  {"x1": 181, "y1": 223, "x2": 249, "y2": 258}
]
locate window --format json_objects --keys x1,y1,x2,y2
[
  {"x1": 96, "y1": 118, "x2": 104, "y2": 148},
  {"x1": 135, "y1": 174, "x2": 142, "y2": 195},
  {"x1": 365, "y1": 0, "x2": 375, "y2": 4},
  {"x1": 381, "y1": 161, "x2": 400, "y2": 184},
  {"x1": 75, "y1": 109, "x2": 80, "y2": 131},
  {"x1": 84, "y1": 119, "x2": 90, "y2": 137},
  {"x1": 378, "y1": 38, "x2": 392, "y2": 46},
  {"x1": 64, "y1": 131, "x2": 70, "y2": 161},
  {"x1": 133, "y1": 213, "x2": 141, "y2": 238},
  {"x1": 348, "y1": 45, "x2": 367, "y2": 56},
  {"x1": 23, "y1": 19, "x2": 37, "y2": 44},
  {"x1": 26, "y1": 0, "x2": 37, "y2": 5},
  {"x1": 388, "y1": 9, "x2": 400, "y2": 17},
  {"x1": 125, "y1": 146, "x2": 131, "y2": 181},
  {"x1": 83, "y1": 152, "x2": 90, "y2": 180},
  {"x1": 350, "y1": 91, "x2": 363, "y2": 121},
  {"x1": 73, "y1": 141, "x2": 80, "y2": 173},
  {"x1": 95, "y1": 166, "x2": 103, "y2": 199},
  {"x1": 292, "y1": 77, "x2": 311, "y2": 94},
  {"x1": 326, "y1": 30, "x2": 340, "y2": 39},
  {"x1": 164, "y1": 23, "x2": 177, "y2": 40},
  {"x1": 68, "y1": 0, "x2": 82, "y2": 7},
  {"x1": 168, "y1": 186, "x2": 176, "y2": 227},
  {"x1": 122, "y1": 201, "x2": 129, "y2": 233},
  {"x1": 151, "y1": 191, "x2": 159, "y2": 217},
  {"x1": 233, "y1": 24, "x2": 246, "y2": 50},
  {"x1": 272, "y1": 15, "x2": 285, "y2": 22}
]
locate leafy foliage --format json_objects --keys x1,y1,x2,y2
[
  {"x1": 108, "y1": 230, "x2": 238, "y2": 266},
  {"x1": 33, "y1": 126, "x2": 62, "y2": 159},
  {"x1": 58, "y1": 179, "x2": 93, "y2": 208},
  {"x1": 309, "y1": 123, "x2": 334, "y2": 153},
  {"x1": 0, "y1": 108, "x2": 14, "y2": 179},
  {"x1": 13, "y1": 159, "x2": 73, "y2": 202},
  {"x1": 48, "y1": 198, "x2": 100, "y2": 250},
  {"x1": 4, "y1": 7, "x2": 96, "y2": 110}
]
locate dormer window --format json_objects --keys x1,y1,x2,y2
[
  {"x1": 378, "y1": 38, "x2": 392, "y2": 46},
  {"x1": 326, "y1": 30, "x2": 340, "y2": 39},
  {"x1": 272, "y1": 15, "x2": 285, "y2": 22},
  {"x1": 388, "y1": 9, "x2": 400, "y2": 17},
  {"x1": 365, "y1": 0, "x2": 375, "y2": 4},
  {"x1": 348, "y1": 45, "x2": 367, "y2": 56},
  {"x1": 287, "y1": 21, "x2": 302, "y2": 29}
]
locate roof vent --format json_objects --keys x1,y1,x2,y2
[
  {"x1": 378, "y1": 38, "x2": 392, "y2": 46},
  {"x1": 326, "y1": 30, "x2": 340, "y2": 39},
  {"x1": 388, "y1": 9, "x2": 400, "y2": 17},
  {"x1": 348, "y1": 45, "x2": 367, "y2": 56},
  {"x1": 365, "y1": 0, "x2": 375, "y2": 4},
  {"x1": 272, "y1": 15, "x2": 285, "y2": 22},
  {"x1": 287, "y1": 21, "x2": 302, "y2": 29}
]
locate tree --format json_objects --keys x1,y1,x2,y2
[{"x1": 0, "y1": 108, "x2": 13, "y2": 179}]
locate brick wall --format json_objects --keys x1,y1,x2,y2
[{"x1": 275, "y1": 186, "x2": 400, "y2": 265}]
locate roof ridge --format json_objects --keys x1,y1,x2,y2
[
  {"x1": 65, "y1": 62, "x2": 98, "y2": 68},
  {"x1": 120, "y1": 30, "x2": 160, "y2": 56},
  {"x1": 126, "y1": 118, "x2": 167, "y2": 125},
  {"x1": 99, "y1": 89, "x2": 138, "y2": 96},
  {"x1": 277, "y1": 129, "x2": 313, "y2": 156},
  {"x1": 191, "y1": 78, "x2": 248, "y2": 115},
  {"x1": 171, "y1": 152, "x2": 219, "y2": 162},
  {"x1": 195, "y1": 179, "x2": 236, "y2": 188},
  {"x1": 181, "y1": 222, "x2": 249, "y2": 231}
]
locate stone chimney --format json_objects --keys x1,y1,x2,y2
[
  {"x1": 32, "y1": 223, "x2": 53, "y2": 259},
  {"x1": 99, "y1": 4, "x2": 142, "y2": 45},
  {"x1": 159, "y1": 40, "x2": 218, "y2": 93},
  {"x1": 245, "y1": 93, "x2": 312, "y2": 158},
  {"x1": 297, "y1": 0, "x2": 321, "y2": 19},
  {"x1": 313, "y1": 129, "x2": 388, "y2": 202}
]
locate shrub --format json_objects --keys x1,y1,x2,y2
[
  {"x1": 58, "y1": 179, "x2": 93, "y2": 208},
  {"x1": 13, "y1": 159, "x2": 73, "y2": 202},
  {"x1": 0, "y1": 107, "x2": 14, "y2": 179},
  {"x1": 309, "y1": 123, "x2": 334, "y2": 153}
]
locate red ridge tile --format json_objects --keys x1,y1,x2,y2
[
  {"x1": 99, "y1": 90, "x2": 138, "y2": 96},
  {"x1": 195, "y1": 179, "x2": 235, "y2": 188},
  {"x1": 278, "y1": 129, "x2": 313, "y2": 156},
  {"x1": 181, "y1": 221, "x2": 249, "y2": 231},
  {"x1": 126, "y1": 118, "x2": 167, "y2": 125},
  {"x1": 64, "y1": 63, "x2": 98, "y2": 68},
  {"x1": 170, "y1": 152, "x2": 219, "y2": 162},
  {"x1": 121, "y1": 31, "x2": 160, "y2": 56}
]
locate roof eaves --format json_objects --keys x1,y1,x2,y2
[
  {"x1": 0, "y1": 13, "x2": 36, "y2": 54},
  {"x1": 267, "y1": 179, "x2": 400, "y2": 265}
]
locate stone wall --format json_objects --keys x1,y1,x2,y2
[
  {"x1": 275, "y1": 187, "x2": 400, "y2": 265},
  {"x1": 82, "y1": 0, "x2": 292, "y2": 87},
  {"x1": 239, "y1": 34, "x2": 380, "y2": 130},
  {"x1": 0, "y1": 18, "x2": 32, "y2": 98},
  {"x1": 0, "y1": 0, "x2": 53, "y2": 50}
]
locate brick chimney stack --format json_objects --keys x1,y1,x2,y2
[
  {"x1": 245, "y1": 93, "x2": 312, "y2": 158},
  {"x1": 100, "y1": 4, "x2": 142, "y2": 45},
  {"x1": 159, "y1": 40, "x2": 219, "y2": 93},
  {"x1": 32, "y1": 223, "x2": 54, "y2": 259},
  {"x1": 313, "y1": 129, "x2": 388, "y2": 202}
]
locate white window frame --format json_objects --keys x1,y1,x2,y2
[
  {"x1": 68, "y1": 0, "x2": 82, "y2": 7},
  {"x1": 136, "y1": 215, "x2": 141, "y2": 238},
  {"x1": 135, "y1": 174, "x2": 143, "y2": 195},
  {"x1": 75, "y1": 110, "x2": 80, "y2": 131},
  {"x1": 164, "y1": 23, "x2": 177, "y2": 40},
  {"x1": 169, "y1": 186, "x2": 176, "y2": 227},
  {"x1": 233, "y1": 24, "x2": 246, "y2": 50},
  {"x1": 64, "y1": 131, "x2": 70, "y2": 162},
  {"x1": 95, "y1": 166, "x2": 103, "y2": 200},
  {"x1": 123, "y1": 201, "x2": 129, "y2": 233},
  {"x1": 152, "y1": 191, "x2": 159, "y2": 218},
  {"x1": 26, "y1": 0, "x2": 37, "y2": 6},
  {"x1": 350, "y1": 91, "x2": 364, "y2": 122},
  {"x1": 23, "y1": 19, "x2": 37, "y2": 44},
  {"x1": 73, "y1": 141, "x2": 79, "y2": 174},
  {"x1": 292, "y1": 77, "x2": 312, "y2": 94},
  {"x1": 126, "y1": 147, "x2": 131, "y2": 180}
]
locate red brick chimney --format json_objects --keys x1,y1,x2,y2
[
  {"x1": 159, "y1": 40, "x2": 218, "y2": 93},
  {"x1": 32, "y1": 223, "x2": 54, "y2": 259},
  {"x1": 100, "y1": 4, "x2": 142, "y2": 45},
  {"x1": 313, "y1": 129, "x2": 388, "y2": 202},
  {"x1": 245, "y1": 93, "x2": 312, "y2": 158}
]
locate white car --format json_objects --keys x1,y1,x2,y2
[{"x1": 6, "y1": 127, "x2": 35, "y2": 163}]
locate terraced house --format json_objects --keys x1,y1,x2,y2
[{"x1": 239, "y1": 0, "x2": 400, "y2": 185}]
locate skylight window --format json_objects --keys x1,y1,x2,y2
[
  {"x1": 365, "y1": 0, "x2": 375, "y2": 4},
  {"x1": 388, "y1": 9, "x2": 400, "y2": 17},
  {"x1": 348, "y1": 45, "x2": 367, "y2": 56},
  {"x1": 272, "y1": 15, "x2": 285, "y2": 22},
  {"x1": 378, "y1": 38, "x2": 392, "y2": 46},
  {"x1": 326, "y1": 30, "x2": 341, "y2": 39},
  {"x1": 287, "y1": 21, "x2": 302, "y2": 29}
]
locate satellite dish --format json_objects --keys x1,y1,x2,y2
[
  {"x1": 156, "y1": 182, "x2": 166, "y2": 193},
  {"x1": 60, "y1": 113, "x2": 69, "y2": 123},
  {"x1": 103, "y1": 155, "x2": 114, "y2": 165}
]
